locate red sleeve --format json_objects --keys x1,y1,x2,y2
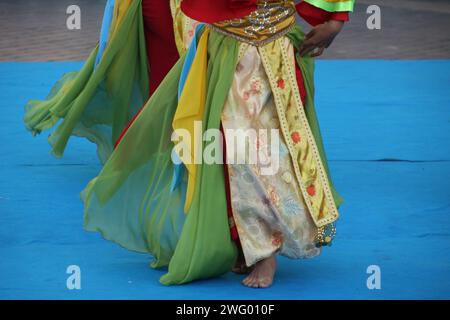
[
  {"x1": 180, "y1": 0, "x2": 257, "y2": 24},
  {"x1": 296, "y1": 2, "x2": 349, "y2": 26}
]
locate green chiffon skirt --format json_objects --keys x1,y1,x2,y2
[{"x1": 24, "y1": 1, "x2": 149, "y2": 163}]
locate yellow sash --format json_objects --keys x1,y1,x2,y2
[{"x1": 172, "y1": 29, "x2": 210, "y2": 213}]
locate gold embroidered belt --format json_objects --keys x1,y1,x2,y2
[{"x1": 210, "y1": 0, "x2": 296, "y2": 47}]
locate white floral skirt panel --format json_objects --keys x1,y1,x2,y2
[{"x1": 221, "y1": 41, "x2": 321, "y2": 267}]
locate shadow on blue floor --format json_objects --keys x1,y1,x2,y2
[{"x1": 0, "y1": 60, "x2": 449, "y2": 299}]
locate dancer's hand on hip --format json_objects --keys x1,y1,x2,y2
[{"x1": 299, "y1": 20, "x2": 344, "y2": 57}]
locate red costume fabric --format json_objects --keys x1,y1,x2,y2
[
  {"x1": 142, "y1": 0, "x2": 180, "y2": 95},
  {"x1": 180, "y1": 0, "x2": 258, "y2": 24},
  {"x1": 296, "y1": 2, "x2": 349, "y2": 26},
  {"x1": 180, "y1": 0, "x2": 349, "y2": 25},
  {"x1": 115, "y1": 0, "x2": 179, "y2": 148}
]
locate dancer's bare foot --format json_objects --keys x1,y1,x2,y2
[{"x1": 242, "y1": 255, "x2": 276, "y2": 288}]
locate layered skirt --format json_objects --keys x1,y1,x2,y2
[{"x1": 82, "y1": 25, "x2": 343, "y2": 285}]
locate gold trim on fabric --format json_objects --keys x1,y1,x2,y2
[
  {"x1": 170, "y1": 0, "x2": 198, "y2": 55},
  {"x1": 170, "y1": 0, "x2": 184, "y2": 55},
  {"x1": 258, "y1": 38, "x2": 339, "y2": 227},
  {"x1": 211, "y1": 1, "x2": 296, "y2": 47},
  {"x1": 169, "y1": 0, "x2": 176, "y2": 22},
  {"x1": 238, "y1": 42, "x2": 250, "y2": 61}
]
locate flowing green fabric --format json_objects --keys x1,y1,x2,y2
[
  {"x1": 82, "y1": 30, "x2": 240, "y2": 285},
  {"x1": 24, "y1": 1, "x2": 149, "y2": 163}
]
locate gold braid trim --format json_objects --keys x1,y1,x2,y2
[{"x1": 258, "y1": 38, "x2": 339, "y2": 228}]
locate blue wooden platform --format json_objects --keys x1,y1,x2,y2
[{"x1": 0, "y1": 60, "x2": 449, "y2": 299}]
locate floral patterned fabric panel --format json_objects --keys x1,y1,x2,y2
[{"x1": 221, "y1": 44, "x2": 320, "y2": 266}]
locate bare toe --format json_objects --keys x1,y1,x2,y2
[
  {"x1": 242, "y1": 274, "x2": 253, "y2": 286},
  {"x1": 242, "y1": 270, "x2": 258, "y2": 287},
  {"x1": 249, "y1": 276, "x2": 259, "y2": 288},
  {"x1": 258, "y1": 277, "x2": 273, "y2": 288}
]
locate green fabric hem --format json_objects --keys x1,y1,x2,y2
[
  {"x1": 160, "y1": 30, "x2": 240, "y2": 285},
  {"x1": 82, "y1": 30, "x2": 240, "y2": 286},
  {"x1": 304, "y1": 0, "x2": 355, "y2": 12}
]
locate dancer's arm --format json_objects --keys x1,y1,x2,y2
[{"x1": 296, "y1": 1, "x2": 351, "y2": 57}]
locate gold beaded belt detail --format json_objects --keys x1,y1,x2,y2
[{"x1": 210, "y1": 0, "x2": 296, "y2": 47}]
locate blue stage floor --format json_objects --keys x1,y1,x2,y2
[{"x1": 0, "y1": 60, "x2": 449, "y2": 299}]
